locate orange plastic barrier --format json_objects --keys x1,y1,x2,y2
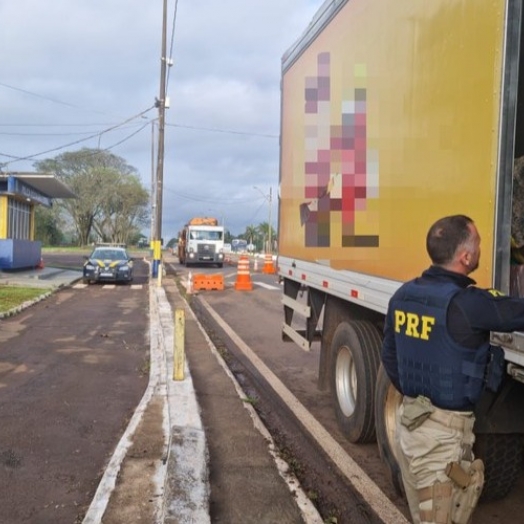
[
  {"x1": 234, "y1": 255, "x2": 253, "y2": 291},
  {"x1": 262, "y1": 253, "x2": 275, "y2": 274},
  {"x1": 192, "y1": 273, "x2": 224, "y2": 291}
]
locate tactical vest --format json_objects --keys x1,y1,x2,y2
[{"x1": 391, "y1": 280, "x2": 491, "y2": 410}]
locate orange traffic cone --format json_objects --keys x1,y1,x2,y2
[
  {"x1": 235, "y1": 255, "x2": 253, "y2": 291},
  {"x1": 262, "y1": 253, "x2": 275, "y2": 274}
]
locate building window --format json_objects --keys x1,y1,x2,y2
[{"x1": 7, "y1": 198, "x2": 31, "y2": 240}]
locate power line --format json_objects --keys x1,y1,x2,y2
[
  {"x1": 0, "y1": 81, "x2": 97, "y2": 111},
  {"x1": 0, "y1": 106, "x2": 155, "y2": 166},
  {"x1": 0, "y1": 122, "x2": 121, "y2": 127},
  {"x1": 102, "y1": 122, "x2": 151, "y2": 152},
  {"x1": 0, "y1": 119, "x2": 278, "y2": 139},
  {"x1": 0, "y1": 130, "x2": 126, "y2": 137},
  {"x1": 163, "y1": 185, "x2": 266, "y2": 205},
  {"x1": 166, "y1": 0, "x2": 180, "y2": 92},
  {"x1": 166, "y1": 122, "x2": 278, "y2": 138},
  {"x1": 0, "y1": 81, "x2": 138, "y2": 120}
]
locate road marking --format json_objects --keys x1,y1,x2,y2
[
  {"x1": 199, "y1": 297, "x2": 409, "y2": 524},
  {"x1": 253, "y1": 282, "x2": 280, "y2": 290},
  {"x1": 72, "y1": 283, "x2": 143, "y2": 290}
]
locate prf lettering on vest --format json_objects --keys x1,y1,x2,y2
[{"x1": 394, "y1": 310, "x2": 436, "y2": 340}]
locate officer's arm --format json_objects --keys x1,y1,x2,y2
[{"x1": 463, "y1": 288, "x2": 524, "y2": 334}]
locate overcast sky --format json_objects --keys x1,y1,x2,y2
[{"x1": 0, "y1": 0, "x2": 324, "y2": 241}]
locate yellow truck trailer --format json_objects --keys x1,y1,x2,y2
[{"x1": 278, "y1": 0, "x2": 524, "y2": 502}]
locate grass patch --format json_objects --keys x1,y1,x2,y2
[
  {"x1": 0, "y1": 286, "x2": 48, "y2": 313},
  {"x1": 42, "y1": 246, "x2": 90, "y2": 254}
]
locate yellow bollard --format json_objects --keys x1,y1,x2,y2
[
  {"x1": 157, "y1": 261, "x2": 163, "y2": 287},
  {"x1": 173, "y1": 308, "x2": 185, "y2": 380}
]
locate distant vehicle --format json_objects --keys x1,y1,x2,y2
[
  {"x1": 83, "y1": 244, "x2": 134, "y2": 284},
  {"x1": 177, "y1": 217, "x2": 225, "y2": 267},
  {"x1": 231, "y1": 238, "x2": 248, "y2": 253}
]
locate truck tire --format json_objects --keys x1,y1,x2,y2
[
  {"x1": 474, "y1": 433, "x2": 523, "y2": 502},
  {"x1": 374, "y1": 365, "x2": 404, "y2": 497},
  {"x1": 330, "y1": 320, "x2": 381, "y2": 443}
]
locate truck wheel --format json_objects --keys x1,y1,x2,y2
[
  {"x1": 474, "y1": 433, "x2": 523, "y2": 502},
  {"x1": 374, "y1": 364, "x2": 404, "y2": 497},
  {"x1": 330, "y1": 320, "x2": 381, "y2": 443}
]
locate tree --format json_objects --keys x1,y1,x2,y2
[
  {"x1": 244, "y1": 225, "x2": 258, "y2": 248},
  {"x1": 92, "y1": 174, "x2": 149, "y2": 244},
  {"x1": 224, "y1": 229, "x2": 233, "y2": 244},
  {"x1": 256, "y1": 222, "x2": 276, "y2": 252},
  {"x1": 35, "y1": 205, "x2": 64, "y2": 246},
  {"x1": 35, "y1": 148, "x2": 149, "y2": 246}
]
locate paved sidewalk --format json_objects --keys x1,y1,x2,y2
[{"x1": 0, "y1": 266, "x2": 83, "y2": 288}]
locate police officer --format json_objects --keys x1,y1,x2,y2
[{"x1": 381, "y1": 215, "x2": 524, "y2": 524}]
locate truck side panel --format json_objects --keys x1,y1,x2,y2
[{"x1": 279, "y1": 0, "x2": 507, "y2": 288}]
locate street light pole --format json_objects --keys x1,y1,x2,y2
[
  {"x1": 153, "y1": 0, "x2": 168, "y2": 279},
  {"x1": 254, "y1": 186, "x2": 273, "y2": 253},
  {"x1": 268, "y1": 187, "x2": 272, "y2": 253}
]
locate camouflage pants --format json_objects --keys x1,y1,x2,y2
[{"x1": 396, "y1": 397, "x2": 483, "y2": 524}]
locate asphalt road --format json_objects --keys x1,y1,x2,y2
[{"x1": 0, "y1": 254, "x2": 150, "y2": 523}]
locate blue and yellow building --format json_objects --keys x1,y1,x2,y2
[{"x1": 0, "y1": 172, "x2": 75, "y2": 269}]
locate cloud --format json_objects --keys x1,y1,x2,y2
[{"x1": 0, "y1": 0, "x2": 322, "y2": 240}]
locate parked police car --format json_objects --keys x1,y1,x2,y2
[{"x1": 83, "y1": 244, "x2": 133, "y2": 284}]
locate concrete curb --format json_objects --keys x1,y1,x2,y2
[
  {"x1": 154, "y1": 285, "x2": 210, "y2": 523},
  {"x1": 81, "y1": 282, "x2": 211, "y2": 524}
]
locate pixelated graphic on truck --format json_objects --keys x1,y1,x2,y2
[{"x1": 300, "y1": 53, "x2": 379, "y2": 248}]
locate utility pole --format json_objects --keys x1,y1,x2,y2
[
  {"x1": 150, "y1": 120, "x2": 156, "y2": 244},
  {"x1": 153, "y1": 0, "x2": 168, "y2": 278},
  {"x1": 254, "y1": 186, "x2": 273, "y2": 253},
  {"x1": 268, "y1": 187, "x2": 272, "y2": 253}
]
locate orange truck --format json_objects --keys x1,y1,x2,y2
[
  {"x1": 177, "y1": 217, "x2": 225, "y2": 267},
  {"x1": 278, "y1": 0, "x2": 524, "y2": 502}
]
